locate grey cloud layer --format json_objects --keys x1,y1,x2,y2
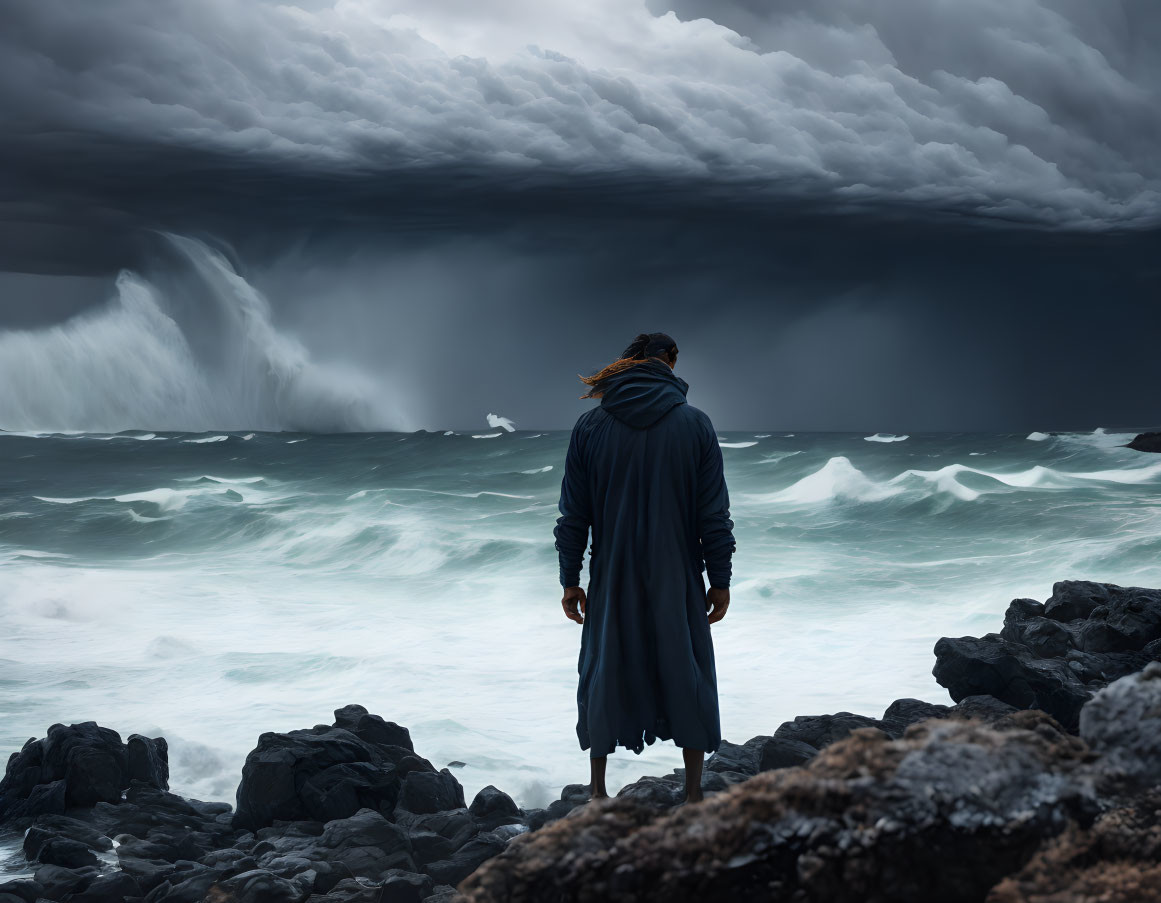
[{"x1": 2, "y1": 0, "x2": 1159, "y2": 228}]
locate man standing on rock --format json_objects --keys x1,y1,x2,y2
[{"x1": 554, "y1": 332, "x2": 736, "y2": 804}]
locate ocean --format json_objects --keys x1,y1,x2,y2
[{"x1": 3, "y1": 425, "x2": 1161, "y2": 874}]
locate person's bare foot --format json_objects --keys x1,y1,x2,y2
[{"x1": 588, "y1": 790, "x2": 609, "y2": 802}]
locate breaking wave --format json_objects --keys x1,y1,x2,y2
[
  {"x1": 745, "y1": 456, "x2": 1161, "y2": 507},
  {"x1": 0, "y1": 235, "x2": 402, "y2": 433}
]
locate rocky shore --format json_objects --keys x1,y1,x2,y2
[{"x1": 2, "y1": 580, "x2": 1160, "y2": 903}]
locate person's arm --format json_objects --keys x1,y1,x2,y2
[
  {"x1": 697, "y1": 419, "x2": 736, "y2": 622},
  {"x1": 554, "y1": 423, "x2": 591, "y2": 622}
]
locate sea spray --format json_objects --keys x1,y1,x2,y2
[{"x1": 0, "y1": 235, "x2": 403, "y2": 433}]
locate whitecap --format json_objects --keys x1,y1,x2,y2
[
  {"x1": 745, "y1": 457, "x2": 902, "y2": 505},
  {"x1": 865, "y1": 433, "x2": 909, "y2": 443},
  {"x1": 1027, "y1": 432, "x2": 1050, "y2": 441},
  {"x1": 183, "y1": 435, "x2": 229, "y2": 444},
  {"x1": 472, "y1": 432, "x2": 503, "y2": 439},
  {"x1": 719, "y1": 441, "x2": 757, "y2": 448},
  {"x1": 487, "y1": 413, "x2": 516, "y2": 432},
  {"x1": 443, "y1": 430, "x2": 456, "y2": 436},
  {"x1": 179, "y1": 475, "x2": 264, "y2": 484},
  {"x1": 753, "y1": 434, "x2": 771, "y2": 438},
  {"x1": 287, "y1": 438, "x2": 309, "y2": 444},
  {"x1": 520, "y1": 465, "x2": 553, "y2": 474},
  {"x1": 241, "y1": 433, "x2": 255, "y2": 440}
]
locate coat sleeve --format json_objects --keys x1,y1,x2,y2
[
  {"x1": 553, "y1": 421, "x2": 592, "y2": 588},
  {"x1": 697, "y1": 419, "x2": 736, "y2": 590}
]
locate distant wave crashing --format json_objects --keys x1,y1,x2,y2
[{"x1": 0, "y1": 235, "x2": 397, "y2": 433}]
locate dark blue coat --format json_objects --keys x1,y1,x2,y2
[{"x1": 554, "y1": 358, "x2": 736, "y2": 757}]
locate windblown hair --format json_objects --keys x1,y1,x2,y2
[{"x1": 578, "y1": 332, "x2": 676, "y2": 399}]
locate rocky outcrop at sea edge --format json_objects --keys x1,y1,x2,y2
[
  {"x1": 1125, "y1": 431, "x2": 1161, "y2": 453},
  {"x1": 2, "y1": 580, "x2": 1160, "y2": 903}
]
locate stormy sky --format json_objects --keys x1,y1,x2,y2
[{"x1": 0, "y1": 0, "x2": 1158, "y2": 432}]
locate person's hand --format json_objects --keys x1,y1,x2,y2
[
  {"x1": 562, "y1": 586, "x2": 587, "y2": 624},
  {"x1": 706, "y1": 586, "x2": 730, "y2": 625}
]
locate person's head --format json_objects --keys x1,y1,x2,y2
[{"x1": 578, "y1": 332, "x2": 679, "y2": 399}]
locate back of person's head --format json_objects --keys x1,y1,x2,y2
[{"x1": 578, "y1": 332, "x2": 679, "y2": 399}]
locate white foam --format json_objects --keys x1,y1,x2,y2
[
  {"x1": 865, "y1": 433, "x2": 909, "y2": 443},
  {"x1": 179, "y1": 475, "x2": 264, "y2": 484},
  {"x1": 753, "y1": 434, "x2": 771, "y2": 438},
  {"x1": 472, "y1": 432, "x2": 503, "y2": 439},
  {"x1": 486, "y1": 413, "x2": 516, "y2": 432},
  {"x1": 1027, "y1": 431, "x2": 1050, "y2": 441},
  {"x1": 443, "y1": 430, "x2": 456, "y2": 436},
  {"x1": 182, "y1": 435, "x2": 229, "y2": 444},
  {"x1": 719, "y1": 441, "x2": 757, "y2": 448},
  {"x1": 746, "y1": 456, "x2": 903, "y2": 505},
  {"x1": 0, "y1": 234, "x2": 404, "y2": 433},
  {"x1": 520, "y1": 465, "x2": 553, "y2": 474}
]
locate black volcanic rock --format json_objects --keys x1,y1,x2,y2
[
  {"x1": 232, "y1": 725, "x2": 430, "y2": 831},
  {"x1": 333, "y1": 704, "x2": 415, "y2": 752},
  {"x1": 126, "y1": 734, "x2": 169, "y2": 790},
  {"x1": 773, "y1": 711, "x2": 886, "y2": 748},
  {"x1": 0, "y1": 723, "x2": 168, "y2": 826},
  {"x1": 1126, "y1": 431, "x2": 1161, "y2": 453},
  {"x1": 397, "y1": 770, "x2": 466, "y2": 816},
  {"x1": 878, "y1": 698, "x2": 951, "y2": 737},
  {"x1": 934, "y1": 580, "x2": 1161, "y2": 731},
  {"x1": 468, "y1": 785, "x2": 521, "y2": 831}
]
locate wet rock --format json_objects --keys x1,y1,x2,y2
[
  {"x1": 333, "y1": 705, "x2": 415, "y2": 753},
  {"x1": 423, "y1": 830, "x2": 508, "y2": 888},
  {"x1": 127, "y1": 734, "x2": 170, "y2": 790},
  {"x1": 948, "y1": 694, "x2": 1018, "y2": 722},
  {"x1": 467, "y1": 786, "x2": 521, "y2": 831},
  {"x1": 32, "y1": 836, "x2": 100, "y2": 869},
  {"x1": 397, "y1": 771, "x2": 466, "y2": 816},
  {"x1": 1079, "y1": 661, "x2": 1161, "y2": 792},
  {"x1": 773, "y1": 712, "x2": 885, "y2": 748},
  {"x1": 208, "y1": 867, "x2": 309, "y2": 903},
  {"x1": 878, "y1": 698, "x2": 950, "y2": 737},
  {"x1": 232, "y1": 720, "x2": 426, "y2": 831},
  {"x1": 32, "y1": 863, "x2": 100, "y2": 900},
  {"x1": 66, "y1": 870, "x2": 144, "y2": 903},
  {"x1": 934, "y1": 581, "x2": 1161, "y2": 731},
  {"x1": 755, "y1": 736, "x2": 819, "y2": 770},
  {"x1": 319, "y1": 808, "x2": 417, "y2": 879},
  {"x1": 0, "y1": 879, "x2": 42, "y2": 903},
  {"x1": 704, "y1": 737, "x2": 766, "y2": 776},
  {"x1": 459, "y1": 714, "x2": 1096, "y2": 903},
  {"x1": 0, "y1": 723, "x2": 170, "y2": 827},
  {"x1": 1125, "y1": 431, "x2": 1161, "y2": 453},
  {"x1": 614, "y1": 776, "x2": 682, "y2": 808},
  {"x1": 392, "y1": 808, "x2": 477, "y2": 855}
]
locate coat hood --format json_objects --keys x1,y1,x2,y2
[{"x1": 598, "y1": 359, "x2": 689, "y2": 429}]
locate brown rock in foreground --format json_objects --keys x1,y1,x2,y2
[
  {"x1": 459, "y1": 712, "x2": 1096, "y2": 903},
  {"x1": 988, "y1": 789, "x2": 1161, "y2": 903}
]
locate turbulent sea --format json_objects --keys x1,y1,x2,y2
[{"x1": 3, "y1": 425, "x2": 1161, "y2": 844}]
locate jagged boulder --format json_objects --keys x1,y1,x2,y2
[
  {"x1": 0, "y1": 722, "x2": 168, "y2": 826},
  {"x1": 933, "y1": 581, "x2": 1161, "y2": 731},
  {"x1": 1125, "y1": 431, "x2": 1161, "y2": 453},
  {"x1": 459, "y1": 712, "x2": 1097, "y2": 903},
  {"x1": 233, "y1": 706, "x2": 437, "y2": 831},
  {"x1": 1079, "y1": 661, "x2": 1161, "y2": 792}
]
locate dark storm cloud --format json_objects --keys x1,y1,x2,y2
[
  {"x1": 1, "y1": 0, "x2": 1160, "y2": 255},
  {"x1": 0, "y1": 0, "x2": 1159, "y2": 432}
]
